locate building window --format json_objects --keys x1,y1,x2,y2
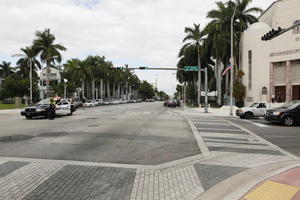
[
  {"x1": 292, "y1": 20, "x2": 300, "y2": 35},
  {"x1": 248, "y1": 50, "x2": 252, "y2": 90}
]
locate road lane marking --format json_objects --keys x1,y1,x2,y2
[
  {"x1": 197, "y1": 128, "x2": 243, "y2": 132},
  {"x1": 225, "y1": 120, "x2": 300, "y2": 160},
  {"x1": 245, "y1": 120, "x2": 269, "y2": 128}
]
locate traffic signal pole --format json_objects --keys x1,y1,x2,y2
[{"x1": 261, "y1": 21, "x2": 300, "y2": 41}]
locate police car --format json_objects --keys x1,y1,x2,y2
[{"x1": 21, "y1": 98, "x2": 76, "y2": 119}]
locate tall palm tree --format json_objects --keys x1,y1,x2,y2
[
  {"x1": 33, "y1": 28, "x2": 66, "y2": 97},
  {"x1": 14, "y1": 46, "x2": 41, "y2": 103},
  {"x1": 16, "y1": 46, "x2": 41, "y2": 79},
  {"x1": 181, "y1": 23, "x2": 205, "y2": 105},
  {"x1": 64, "y1": 58, "x2": 90, "y2": 99},
  {"x1": 0, "y1": 61, "x2": 13, "y2": 78}
]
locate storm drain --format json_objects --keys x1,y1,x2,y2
[
  {"x1": 0, "y1": 135, "x2": 35, "y2": 142},
  {"x1": 38, "y1": 132, "x2": 69, "y2": 137}
]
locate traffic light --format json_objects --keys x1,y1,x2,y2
[
  {"x1": 139, "y1": 66, "x2": 148, "y2": 70},
  {"x1": 261, "y1": 27, "x2": 283, "y2": 41}
]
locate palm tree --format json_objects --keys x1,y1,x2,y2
[
  {"x1": 64, "y1": 58, "x2": 90, "y2": 99},
  {"x1": 0, "y1": 61, "x2": 13, "y2": 78},
  {"x1": 33, "y1": 28, "x2": 66, "y2": 97},
  {"x1": 16, "y1": 46, "x2": 41, "y2": 78},
  {"x1": 14, "y1": 46, "x2": 41, "y2": 103},
  {"x1": 181, "y1": 23, "x2": 205, "y2": 105},
  {"x1": 202, "y1": 0, "x2": 262, "y2": 105}
]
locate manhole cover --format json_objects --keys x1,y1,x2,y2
[
  {"x1": 88, "y1": 124, "x2": 99, "y2": 127},
  {"x1": 38, "y1": 132, "x2": 68, "y2": 137},
  {"x1": 86, "y1": 118, "x2": 98, "y2": 120},
  {"x1": 0, "y1": 135, "x2": 35, "y2": 142}
]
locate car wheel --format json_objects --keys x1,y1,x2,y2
[
  {"x1": 245, "y1": 112, "x2": 253, "y2": 119},
  {"x1": 282, "y1": 116, "x2": 294, "y2": 126},
  {"x1": 25, "y1": 116, "x2": 32, "y2": 119},
  {"x1": 240, "y1": 116, "x2": 245, "y2": 119}
]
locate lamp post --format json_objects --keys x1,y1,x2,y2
[
  {"x1": 64, "y1": 79, "x2": 68, "y2": 99},
  {"x1": 12, "y1": 54, "x2": 33, "y2": 104},
  {"x1": 230, "y1": 4, "x2": 238, "y2": 116},
  {"x1": 43, "y1": 56, "x2": 58, "y2": 98}
]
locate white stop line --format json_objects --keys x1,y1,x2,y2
[{"x1": 247, "y1": 120, "x2": 269, "y2": 128}]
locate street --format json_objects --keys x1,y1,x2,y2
[
  {"x1": 0, "y1": 102, "x2": 300, "y2": 200},
  {"x1": 0, "y1": 102, "x2": 199, "y2": 165}
]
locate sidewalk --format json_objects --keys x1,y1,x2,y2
[
  {"x1": 241, "y1": 166, "x2": 300, "y2": 200},
  {"x1": 183, "y1": 105, "x2": 239, "y2": 118}
]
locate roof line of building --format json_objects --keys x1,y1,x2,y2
[{"x1": 258, "y1": 0, "x2": 281, "y2": 20}]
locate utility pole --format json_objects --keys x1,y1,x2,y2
[
  {"x1": 204, "y1": 67, "x2": 208, "y2": 113},
  {"x1": 230, "y1": 4, "x2": 237, "y2": 116}
]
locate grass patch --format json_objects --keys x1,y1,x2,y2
[{"x1": 0, "y1": 104, "x2": 26, "y2": 110}]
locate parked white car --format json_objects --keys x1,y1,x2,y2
[
  {"x1": 236, "y1": 102, "x2": 268, "y2": 119},
  {"x1": 85, "y1": 100, "x2": 97, "y2": 107}
]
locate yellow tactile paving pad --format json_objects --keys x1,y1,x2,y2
[{"x1": 244, "y1": 181, "x2": 300, "y2": 200}]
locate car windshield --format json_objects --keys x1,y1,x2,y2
[
  {"x1": 281, "y1": 101, "x2": 300, "y2": 109},
  {"x1": 36, "y1": 99, "x2": 50, "y2": 105},
  {"x1": 250, "y1": 103, "x2": 259, "y2": 107}
]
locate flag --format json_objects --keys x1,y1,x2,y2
[{"x1": 221, "y1": 64, "x2": 232, "y2": 76}]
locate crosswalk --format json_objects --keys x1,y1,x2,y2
[{"x1": 188, "y1": 117, "x2": 291, "y2": 168}]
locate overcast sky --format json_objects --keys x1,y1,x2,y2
[{"x1": 0, "y1": 0, "x2": 274, "y2": 94}]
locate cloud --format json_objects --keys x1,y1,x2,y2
[{"x1": 0, "y1": 0, "x2": 274, "y2": 94}]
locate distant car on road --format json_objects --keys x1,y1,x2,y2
[
  {"x1": 85, "y1": 100, "x2": 97, "y2": 107},
  {"x1": 236, "y1": 102, "x2": 267, "y2": 119},
  {"x1": 265, "y1": 100, "x2": 300, "y2": 126},
  {"x1": 21, "y1": 98, "x2": 75, "y2": 119}
]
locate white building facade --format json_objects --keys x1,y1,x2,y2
[
  {"x1": 240, "y1": 0, "x2": 300, "y2": 105},
  {"x1": 38, "y1": 67, "x2": 61, "y2": 99}
]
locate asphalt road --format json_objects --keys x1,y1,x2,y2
[
  {"x1": 0, "y1": 102, "x2": 200, "y2": 165},
  {"x1": 229, "y1": 117, "x2": 300, "y2": 157}
]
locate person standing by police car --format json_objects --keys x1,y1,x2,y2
[{"x1": 48, "y1": 98, "x2": 56, "y2": 120}]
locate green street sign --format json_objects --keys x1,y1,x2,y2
[{"x1": 184, "y1": 66, "x2": 199, "y2": 71}]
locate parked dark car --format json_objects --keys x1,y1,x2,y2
[
  {"x1": 265, "y1": 100, "x2": 300, "y2": 126},
  {"x1": 21, "y1": 99, "x2": 76, "y2": 119}
]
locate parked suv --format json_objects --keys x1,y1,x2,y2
[
  {"x1": 265, "y1": 100, "x2": 300, "y2": 126},
  {"x1": 236, "y1": 102, "x2": 267, "y2": 119}
]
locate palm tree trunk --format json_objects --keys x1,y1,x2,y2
[
  {"x1": 112, "y1": 82, "x2": 116, "y2": 98},
  {"x1": 121, "y1": 85, "x2": 124, "y2": 99},
  {"x1": 126, "y1": 82, "x2": 128, "y2": 100},
  {"x1": 117, "y1": 83, "x2": 120, "y2": 99},
  {"x1": 46, "y1": 61, "x2": 50, "y2": 97},
  {"x1": 81, "y1": 79, "x2": 85, "y2": 99},
  {"x1": 92, "y1": 77, "x2": 95, "y2": 99},
  {"x1": 100, "y1": 79, "x2": 103, "y2": 99},
  {"x1": 106, "y1": 80, "x2": 110, "y2": 98},
  {"x1": 197, "y1": 52, "x2": 201, "y2": 106},
  {"x1": 216, "y1": 60, "x2": 222, "y2": 106}
]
